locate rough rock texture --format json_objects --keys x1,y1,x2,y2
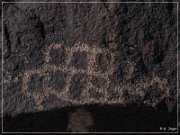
[
  {"x1": 67, "y1": 108, "x2": 94, "y2": 132},
  {"x1": 1, "y1": 0, "x2": 179, "y2": 116}
]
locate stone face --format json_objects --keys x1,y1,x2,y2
[{"x1": 1, "y1": 1, "x2": 178, "y2": 115}]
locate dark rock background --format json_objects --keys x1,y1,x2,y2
[{"x1": 0, "y1": 0, "x2": 179, "y2": 133}]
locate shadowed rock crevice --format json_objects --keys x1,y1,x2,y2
[
  {"x1": 2, "y1": 102, "x2": 177, "y2": 132},
  {"x1": 36, "y1": 17, "x2": 46, "y2": 40}
]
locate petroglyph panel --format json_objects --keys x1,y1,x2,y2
[
  {"x1": 3, "y1": 42, "x2": 171, "y2": 113},
  {"x1": 17, "y1": 43, "x2": 116, "y2": 111}
]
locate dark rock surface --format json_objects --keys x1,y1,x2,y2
[
  {"x1": 0, "y1": 1, "x2": 179, "y2": 133},
  {"x1": 2, "y1": 103, "x2": 177, "y2": 132}
]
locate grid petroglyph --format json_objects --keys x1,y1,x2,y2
[
  {"x1": 21, "y1": 43, "x2": 116, "y2": 110},
  {"x1": 3, "y1": 42, "x2": 171, "y2": 112},
  {"x1": 4, "y1": 43, "x2": 170, "y2": 111}
]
